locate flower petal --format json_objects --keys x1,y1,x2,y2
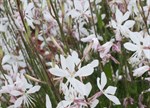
[
  {"x1": 111, "y1": 20, "x2": 117, "y2": 28},
  {"x1": 143, "y1": 50, "x2": 150, "y2": 59},
  {"x1": 116, "y1": 9, "x2": 123, "y2": 24},
  {"x1": 104, "y1": 94, "x2": 121, "y2": 105},
  {"x1": 14, "y1": 96, "x2": 23, "y2": 107},
  {"x1": 84, "y1": 82, "x2": 92, "y2": 96},
  {"x1": 101, "y1": 72, "x2": 107, "y2": 90},
  {"x1": 66, "y1": 56, "x2": 75, "y2": 72},
  {"x1": 90, "y1": 99, "x2": 99, "y2": 108},
  {"x1": 75, "y1": 60, "x2": 98, "y2": 77},
  {"x1": 46, "y1": 94, "x2": 52, "y2": 108},
  {"x1": 97, "y1": 77, "x2": 101, "y2": 90},
  {"x1": 69, "y1": 78, "x2": 86, "y2": 95},
  {"x1": 123, "y1": 20, "x2": 135, "y2": 28},
  {"x1": 133, "y1": 65, "x2": 149, "y2": 77},
  {"x1": 129, "y1": 32, "x2": 141, "y2": 44},
  {"x1": 74, "y1": 0, "x2": 82, "y2": 11},
  {"x1": 49, "y1": 68, "x2": 69, "y2": 77},
  {"x1": 71, "y1": 51, "x2": 80, "y2": 65},
  {"x1": 81, "y1": 34, "x2": 95, "y2": 42},
  {"x1": 124, "y1": 42, "x2": 137, "y2": 51},
  {"x1": 27, "y1": 85, "x2": 41, "y2": 94},
  {"x1": 122, "y1": 11, "x2": 130, "y2": 22},
  {"x1": 105, "y1": 86, "x2": 117, "y2": 95},
  {"x1": 56, "y1": 100, "x2": 72, "y2": 108},
  {"x1": 2, "y1": 54, "x2": 11, "y2": 65},
  {"x1": 10, "y1": 90, "x2": 23, "y2": 96},
  {"x1": 60, "y1": 55, "x2": 66, "y2": 70}
]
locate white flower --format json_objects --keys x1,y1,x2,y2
[
  {"x1": 133, "y1": 65, "x2": 150, "y2": 77},
  {"x1": 21, "y1": 1, "x2": 40, "y2": 29},
  {"x1": 14, "y1": 85, "x2": 41, "y2": 108},
  {"x1": 57, "y1": 82, "x2": 95, "y2": 108},
  {"x1": 81, "y1": 34, "x2": 102, "y2": 51},
  {"x1": 0, "y1": 73, "x2": 41, "y2": 108},
  {"x1": 98, "y1": 39, "x2": 114, "y2": 59},
  {"x1": 57, "y1": 83, "x2": 81, "y2": 108},
  {"x1": 97, "y1": 72, "x2": 121, "y2": 105},
  {"x1": 67, "y1": 0, "x2": 91, "y2": 20},
  {"x1": 111, "y1": 8, "x2": 135, "y2": 37},
  {"x1": 2, "y1": 50, "x2": 26, "y2": 67},
  {"x1": 124, "y1": 32, "x2": 150, "y2": 59},
  {"x1": 49, "y1": 51, "x2": 99, "y2": 94}
]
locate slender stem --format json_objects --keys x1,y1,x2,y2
[
  {"x1": 47, "y1": 0, "x2": 65, "y2": 39},
  {"x1": 16, "y1": 0, "x2": 27, "y2": 32},
  {"x1": 88, "y1": 0, "x2": 97, "y2": 37},
  {"x1": 138, "y1": 0, "x2": 150, "y2": 35}
]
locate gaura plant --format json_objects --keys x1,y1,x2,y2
[{"x1": 0, "y1": 0, "x2": 150, "y2": 108}]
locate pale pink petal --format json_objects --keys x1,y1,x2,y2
[
  {"x1": 81, "y1": 34, "x2": 95, "y2": 42},
  {"x1": 46, "y1": 94, "x2": 52, "y2": 108},
  {"x1": 84, "y1": 82, "x2": 92, "y2": 96},
  {"x1": 27, "y1": 85, "x2": 41, "y2": 94},
  {"x1": 123, "y1": 20, "x2": 135, "y2": 28},
  {"x1": 49, "y1": 68, "x2": 69, "y2": 77},
  {"x1": 143, "y1": 50, "x2": 150, "y2": 59},
  {"x1": 2, "y1": 54, "x2": 11, "y2": 65},
  {"x1": 0, "y1": 24, "x2": 7, "y2": 32},
  {"x1": 116, "y1": 9, "x2": 123, "y2": 24},
  {"x1": 111, "y1": 20, "x2": 117, "y2": 29},
  {"x1": 75, "y1": 60, "x2": 98, "y2": 77},
  {"x1": 124, "y1": 42, "x2": 138, "y2": 51},
  {"x1": 83, "y1": 1, "x2": 89, "y2": 11},
  {"x1": 60, "y1": 55, "x2": 66, "y2": 70},
  {"x1": 10, "y1": 90, "x2": 23, "y2": 96},
  {"x1": 104, "y1": 94, "x2": 121, "y2": 105},
  {"x1": 14, "y1": 96, "x2": 23, "y2": 107},
  {"x1": 133, "y1": 66, "x2": 149, "y2": 77},
  {"x1": 67, "y1": 10, "x2": 80, "y2": 18},
  {"x1": 97, "y1": 77, "x2": 101, "y2": 90},
  {"x1": 122, "y1": 11, "x2": 130, "y2": 22},
  {"x1": 66, "y1": 56, "x2": 75, "y2": 72},
  {"x1": 71, "y1": 51, "x2": 80, "y2": 65},
  {"x1": 100, "y1": 72, "x2": 107, "y2": 90},
  {"x1": 56, "y1": 100, "x2": 72, "y2": 108},
  {"x1": 129, "y1": 32, "x2": 141, "y2": 44},
  {"x1": 90, "y1": 99, "x2": 99, "y2": 108},
  {"x1": 74, "y1": 0, "x2": 82, "y2": 11},
  {"x1": 143, "y1": 36, "x2": 150, "y2": 46},
  {"x1": 105, "y1": 86, "x2": 117, "y2": 95},
  {"x1": 69, "y1": 78, "x2": 86, "y2": 94}
]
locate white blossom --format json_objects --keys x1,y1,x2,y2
[
  {"x1": 133, "y1": 65, "x2": 150, "y2": 77},
  {"x1": 49, "y1": 51, "x2": 99, "y2": 94},
  {"x1": 111, "y1": 8, "x2": 135, "y2": 37},
  {"x1": 124, "y1": 32, "x2": 150, "y2": 60},
  {"x1": 97, "y1": 72, "x2": 121, "y2": 105}
]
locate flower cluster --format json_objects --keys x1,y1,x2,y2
[{"x1": 0, "y1": 0, "x2": 150, "y2": 108}]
